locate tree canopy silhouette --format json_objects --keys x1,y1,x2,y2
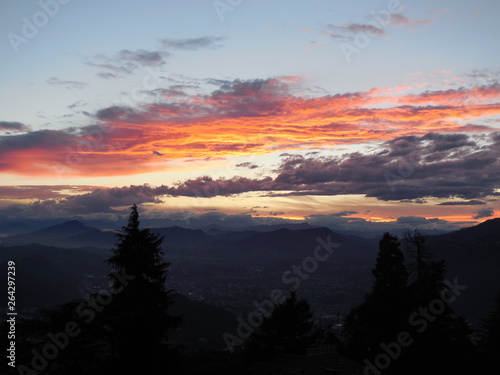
[
  {"x1": 342, "y1": 233, "x2": 410, "y2": 360},
  {"x1": 342, "y1": 231, "x2": 474, "y2": 374},
  {"x1": 246, "y1": 291, "x2": 317, "y2": 360},
  {"x1": 106, "y1": 204, "x2": 181, "y2": 374},
  {"x1": 478, "y1": 293, "x2": 500, "y2": 362}
]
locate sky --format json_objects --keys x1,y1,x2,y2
[{"x1": 1, "y1": 0, "x2": 500, "y2": 233}]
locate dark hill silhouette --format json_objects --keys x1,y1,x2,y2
[
  {"x1": 242, "y1": 222, "x2": 317, "y2": 232},
  {"x1": 62, "y1": 229, "x2": 116, "y2": 249},
  {"x1": 4, "y1": 222, "x2": 213, "y2": 249},
  {"x1": 432, "y1": 217, "x2": 500, "y2": 244},
  {"x1": 0, "y1": 243, "x2": 108, "y2": 274},
  {"x1": 212, "y1": 229, "x2": 260, "y2": 241},
  {"x1": 427, "y1": 218, "x2": 500, "y2": 320},
  {"x1": 200, "y1": 224, "x2": 233, "y2": 235},
  {"x1": 19, "y1": 219, "x2": 89, "y2": 237},
  {"x1": 3, "y1": 220, "x2": 115, "y2": 249},
  {"x1": 2, "y1": 221, "x2": 378, "y2": 264},
  {"x1": 222, "y1": 227, "x2": 376, "y2": 263},
  {"x1": 2, "y1": 218, "x2": 499, "y2": 323},
  {"x1": 151, "y1": 226, "x2": 211, "y2": 246},
  {"x1": 0, "y1": 253, "x2": 89, "y2": 310}
]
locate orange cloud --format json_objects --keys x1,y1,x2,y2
[{"x1": 1, "y1": 78, "x2": 499, "y2": 177}]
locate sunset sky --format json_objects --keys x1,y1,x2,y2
[{"x1": 1, "y1": 0, "x2": 499, "y2": 233}]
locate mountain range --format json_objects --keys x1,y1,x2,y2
[{"x1": 1, "y1": 218, "x2": 499, "y2": 348}]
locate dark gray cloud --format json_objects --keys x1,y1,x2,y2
[
  {"x1": 85, "y1": 49, "x2": 168, "y2": 78},
  {"x1": 85, "y1": 60, "x2": 136, "y2": 75},
  {"x1": 236, "y1": 162, "x2": 259, "y2": 169},
  {"x1": 164, "y1": 132, "x2": 500, "y2": 201},
  {"x1": 117, "y1": 49, "x2": 167, "y2": 66},
  {"x1": 86, "y1": 60, "x2": 143, "y2": 77},
  {"x1": 0, "y1": 183, "x2": 481, "y2": 234},
  {"x1": 273, "y1": 132, "x2": 500, "y2": 201},
  {"x1": 47, "y1": 77, "x2": 87, "y2": 90},
  {"x1": 396, "y1": 216, "x2": 445, "y2": 225},
  {"x1": 473, "y1": 207, "x2": 494, "y2": 219},
  {"x1": 127, "y1": 77, "x2": 292, "y2": 125},
  {"x1": 466, "y1": 68, "x2": 500, "y2": 84},
  {"x1": 439, "y1": 200, "x2": 486, "y2": 206},
  {"x1": 269, "y1": 211, "x2": 285, "y2": 216},
  {"x1": 183, "y1": 156, "x2": 226, "y2": 163},
  {"x1": 399, "y1": 198, "x2": 428, "y2": 204},
  {"x1": 0, "y1": 185, "x2": 170, "y2": 219},
  {"x1": 0, "y1": 121, "x2": 31, "y2": 132},
  {"x1": 207, "y1": 78, "x2": 289, "y2": 117},
  {"x1": 306, "y1": 213, "x2": 463, "y2": 236},
  {"x1": 2, "y1": 126, "x2": 498, "y2": 204},
  {"x1": 0, "y1": 185, "x2": 91, "y2": 200},
  {"x1": 93, "y1": 106, "x2": 152, "y2": 125},
  {"x1": 67, "y1": 101, "x2": 87, "y2": 110},
  {"x1": 160, "y1": 36, "x2": 225, "y2": 50},
  {"x1": 0, "y1": 129, "x2": 72, "y2": 153},
  {"x1": 95, "y1": 106, "x2": 135, "y2": 121},
  {"x1": 165, "y1": 176, "x2": 273, "y2": 197},
  {"x1": 96, "y1": 72, "x2": 119, "y2": 80},
  {"x1": 153, "y1": 210, "x2": 282, "y2": 230},
  {"x1": 331, "y1": 211, "x2": 358, "y2": 217},
  {"x1": 390, "y1": 13, "x2": 435, "y2": 28},
  {"x1": 327, "y1": 13, "x2": 434, "y2": 43},
  {"x1": 327, "y1": 23, "x2": 384, "y2": 43},
  {"x1": 86, "y1": 37, "x2": 223, "y2": 78}
]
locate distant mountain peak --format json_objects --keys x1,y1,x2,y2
[
  {"x1": 433, "y1": 216, "x2": 500, "y2": 244},
  {"x1": 3, "y1": 220, "x2": 99, "y2": 247},
  {"x1": 58, "y1": 219, "x2": 86, "y2": 227},
  {"x1": 476, "y1": 217, "x2": 500, "y2": 227},
  {"x1": 242, "y1": 222, "x2": 316, "y2": 232},
  {"x1": 27, "y1": 219, "x2": 92, "y2": 233},
  {"x1": 455, "y1": 217, "x2": 500, "y2": 234}
]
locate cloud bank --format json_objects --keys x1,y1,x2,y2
[{"x1": 1, "y1": 77, "x2": 499, "y2": 177}]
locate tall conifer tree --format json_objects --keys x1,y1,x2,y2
[
  {"x1": 107, "y1": 204, "x2": 180, "y2": 374},
  {"x1": 342, "y1": 233, "x2": 409, "y2": 360}
]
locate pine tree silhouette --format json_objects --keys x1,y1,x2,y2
[
  {"x1": 399, "y1": 231, "x2": 472, "y2": 374},
  {"x1": 342, "y1": 231, "x2": 474, "y2": 374},
  {"x1": 106, "y1": 204, "x2": 181, "y2": 374},
  {"x1": 372, "y1": 233, "x2": 409, "y2": 299},
  {"x1": 246, "y1": 291, "x2": 317, "y2": 360},
  {"x1": 478, "y1": 294, "x2": 500, "y2": 365},
  {"x1": 403, "y1": 229, "x2": 446, "y2": 305},
  {"x1": 342, "y1": 233, "x2": 410, "y2": 360}
]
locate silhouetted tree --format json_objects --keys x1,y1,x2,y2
[
  {"x1": 478, "y1": 293, "x2": 500, "y2": 362},
  {"x1": 106, "y1": 204, "x2": 181, "y2": 374},
  {"x1": 404, "y1": 229, "x2": 446, "y2": 305},
  {"x1": 341, "y1": 231, "x2": 475, "y2": 374},
  {"x1": 402, "y1": 229, "x2": 473, "y2": 375},
  {"x1": 342, "y1": 233, "x2": 410, "y2": 360},
  {"x1": 403, "y1": 229, "x2": 431, "y2": 282},
  {"x1": 372, "y1": 233, "x2": 409, "y2": 299},
  {"x1": 246, "y1": 291, "x2": 317, "y2": 360}
]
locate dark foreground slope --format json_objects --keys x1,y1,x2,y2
[{"x1": 429, "y1": 218, "x2": 500, "y2": 320}]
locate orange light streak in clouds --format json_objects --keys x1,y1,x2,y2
[
  {"x1": 2, "y1": 78, "x2": 500, "y2": 178},
  {"x1": 235, "y1": 193, "x2": 499, "y2": 225}
]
